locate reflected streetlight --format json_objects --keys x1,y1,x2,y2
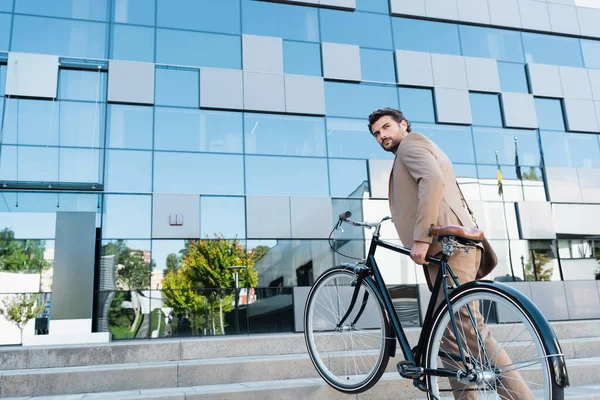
[{"x1": 228, "y1": 265, "x2": 245, "y2": 334}]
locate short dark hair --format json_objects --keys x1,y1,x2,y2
[{"x1": 367, "y1": 108, "x2": 411, "y2": 135}]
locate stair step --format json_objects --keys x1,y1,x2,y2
[
  {"x1": 2, "y1": 319, "x2": 600, "y2": 372},
  {"x1": 2, "y1": 378, "x2": 600, "y2": 400}
]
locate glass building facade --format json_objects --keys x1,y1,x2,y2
[{"x1": 1, "y1": 0, "x2": 600, "y2": 343}]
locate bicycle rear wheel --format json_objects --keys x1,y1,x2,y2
[
  {"x1": 424, "y1": 285, "x2": 563, "y2": 399},
  {"x1": 304, "y1": 266, "x2": 393, "y2": 394}
]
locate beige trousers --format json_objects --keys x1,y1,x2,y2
[{"x1": 426, "y1": 248, "x2": 534, "y2": 399}]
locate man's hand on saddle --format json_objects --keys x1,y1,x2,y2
[{"x1": 410, "y1": 241, "x2": 430, "y2": 265}]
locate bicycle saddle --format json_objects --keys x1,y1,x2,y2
[{"x1": 430, "y1": 225, "x2": 484, "y2": 242}]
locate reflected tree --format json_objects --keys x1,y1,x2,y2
[
  {"x1": 521, "y1": 167, "x2": 540, "y2": 180},
  {"x1": 0, "y1": 228, "x2": 51, "y2": 273},
  {"x1": 164, "y1": 253, "x2": 180, "y2": 275},
  {"x1": 523, "y1": 251, "x2": 554, "y2": 281},
  {"x1": 0, "y1": 294, "x2": 46, "y2": 343}
]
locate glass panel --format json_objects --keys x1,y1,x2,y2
[
  {"x1": 200, "y1": 196, "x2": 246, "y2": 239},
  {"x1": 497, "y1": 62, "x2": 529, "y2": 94},
  {"x1": 19, "y1": 146, "x2": 59, "y2": 182},
  {"x1": 103, "y1": 194, "x2": 151, "y2": 238},
  {"x1": 245, "y1": 156, "x2": 329, "y2": 196},
  {"x1": 329, "y1": 158, "x2": 369, "y2": 198},
  {"x1": 107, "y1": 104, "x2": 153, "y2": 150},
  {"x1": 59, "y1": 147, "x2": 103, "y2": 184},
  {"x1": 157, "y1": 0, "x2": 240, "y2": 35},
  {"x1": 581, "y1": 39, "x2": 600, "y2": 70},
  {"x1": 0, "y1": 145, "x2": 17, "y2": 181},
  {"x1": 320, "y1": 10, "x2": 393, "y2": 49},
  {"x1": 540, "y1": 131, "x2": 600, "y2": 168},
  {"x1": 283, "y1": 41, "x2": 321, "y2": 77},
  {"x1": 155, "y1": 68, "x2": 199, "y2": 108},
  {"x1": 12, "y1": 15, "x2": 107, "y2": 59},
  {"x1": 249, "y1": 239, "x2": 333, "y2": 287},
  {"x1": 534, "y1": 98, "x2": 565, "y2": 131},
  {"x1": 356, "y1": 0, "x2": 389, "y2": 13},
  {"x1": 0, "y1": 12, "x2": 11, "y2": 51},
  {"x1": 470, "y1": 93, "x2": 502, "y2": 127},
  {"x1": 0, "y1": 0, "x2": 12, "y2": 12},
  {"x1": 520, "y1": 166, "x2": 546, "y2": 202},
  {"x1": 154, "y1": 108, "x2": 243, "y2": 153},
  {"x1": 392, "y1": 17, "x2": 460, "y2": 55},
  {"x1": 15, "y1": 0, "x2": 109, "y2": 21},
  {"x1": 473, "y1": 127, "x2": 540, "y2": 166},
  {"x1": 459, "y1": 25, "x2": 524, "y2": 63},
  {"x1": 110, "y1": 24, "x2": 155, "y2": 63},
  {"x1": 241, "y1": 0, "x2": 319, "y2": 42},
  {"x1": 244, "y1": 114, "x2": 326, "y2": 157},
  {"x1": 105, "y1": 150, "x2": 152, "y2": 193},
  {"x1": 105, "y1": 290, "x2": 149, "y2": 339},
  {"x1": 478, "y1": 165, "x2": 524, "y2": 202},
  {"x1": 325, "y1": 82, "x2": 399, "y2": 119},
  {"x1": 522, "y1": 240, "x2": 561, "y2": 281},
  {"x1": 522, "y1": 32, "x2": 583, "y2": 67},
  {"x1": 398, "y1": 87, "x2": 435, "y2": 123},
  {"x1": 360, "y1": 48, "x2": 395, "y2": 83},
  {"x1": 101, "y1": 239, "x2": 152, "y2": 290},
  {"x1": 156, "y1": 28, "x2": 241, "y2": 69},
  {"x1": 112, "y1": 0, "x2": 155, "y2": 25},
  {"x1": 2, "y1": 99, "x2": 59, "y2": 146},
  {"x1": 58, "y1": 69, "x2": 107, "y2": 102},
  {"x1": 0, "y1": 64, "x2": 6, "y2": 95},
  {"x1": 326, "y1": 117, "x2": 393, "y2": 160},
  {"x1": 248, "y1": 286, "x2": 293, "y2": 334},
  {"x1": 59, "y1": 102, "x2": 106, "y2": 148},
  {"x1": 153, "y1": 152, "x2": 244, "y2": 195},
  {"x1": 411, "y1": 123, "x2": 475, "y2": 164}
]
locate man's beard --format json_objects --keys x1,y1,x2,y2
[{"x1": 381, "y1": 138, "x2": 399, "y2": 153}]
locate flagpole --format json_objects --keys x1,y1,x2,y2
[
  {"x1": 515, "y1": 137, "x2": 524, "y2": 200},
  {"x1": 496, "y1": 151, "x2": 517, "y2": 281}
]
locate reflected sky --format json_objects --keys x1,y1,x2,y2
[
  {"x1": 110, "y1": 24, "x2": 155, "y2": 63},
  {"x1": 321, "y1": 9, "x2": 393, "y2": 50},
  {"x1": 326, "y1": 117, "x2": 393, "y2": 160},
  {"x1": 242, "y1": 0, "x2": 319, "y2": 42}
]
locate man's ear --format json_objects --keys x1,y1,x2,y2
[{"x1": 400, "y1": 119, "x2": 408, "y2": 130}]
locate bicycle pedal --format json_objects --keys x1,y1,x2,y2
[{"x1": 397, "y1": 361, "x2": 424, "y2": 379}]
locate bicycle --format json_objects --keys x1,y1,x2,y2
[{"x1": 303, "y1": 211, "x2": 569, "y2": 399}]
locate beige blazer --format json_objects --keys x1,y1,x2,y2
[{"x1": 388, "y1": 132, "x2": 475, "y2": 257}]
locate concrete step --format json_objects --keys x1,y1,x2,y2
[
  {"x1": 2, "y1": 377, "x2": 599, "y2": 400},
  {"x1": 1, "y1": 344, "x2": 599, "y2": 398},
  {"x1": 1, "y1": 319, "x2": 599, "y2": 372}
]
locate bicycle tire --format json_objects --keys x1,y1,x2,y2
[
  {"x1": 423, "y1": 284, "x2": 563, "y2": 400},
  {"x1": 304, "y1": 266, "x2": 393, "y2": 394}
]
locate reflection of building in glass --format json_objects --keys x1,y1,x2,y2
[{"x1": 0, "y1": 0, "x2": 599, "y2": 342}]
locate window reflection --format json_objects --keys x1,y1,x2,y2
[
  {"x1": 59, "y1": 102, "x2": 106, "y2": 148},
  {"x1": 392, "y1": 17, "x2": 460, "y2": 55},
  {"x1": 112, "y1": 0, "x2": 155, "y2": 25},
  {"x1": 398, "y1": 87, "x2": 435, "y2": 123},
  {"x1": 283, "y1": 41, "x2": 321, "y2": 76},
  {"x1": 157, "y1": 0, "x2": 240, "y2": 35},
  {"x1": 103, "y1": 194, "x2": 151, "y2": 239},
  {"x1": 459, "y1": 26, "x2": 524, "y2": 63},
  {"x1": 326, "y1": 117, "x2": 392, "y2": 160},
  {"x1": 356, "y1": 0, "x2": 388, "y2": 13},
  {"x1": 329, "y1": 159, "x2": 369, "y2": 198},
  {"x1": 0, "y1": 13, "x2": 11, "y2": 51},
  {"x1": 105, "y1": 150, "x2": 152, "y2": 193},
  {"x1": 473, "y1": 127, "x2": 540, "y2": 166},
  {"x1": 154, "y1": 108, "x2": 243, "y2": 153},
  {"x1": 200, "y1": 196, "x2": 246, "y2": 239},
  {"x1": 519, "y1": 240, "x2": 561, "y2": 281},
  {"x1": 107, "y1": 104, "x2": 153, "y2": 150},
  {"x1": 58, "y1": 69, "x2": 107, "y2": 102},
  {"x1": 154, "y1": 152, "x2": 244, "y2": 195},
  {"x1": 156, "y1": 28, "x2": 241, "y2": 69},
  {"x1": 241, "y1": 0, "x2": 319, "y2": 42},
  {"x1": 101, "y1": 239, "x2": 152, "y2": 290},
  {"x1": 12, "y1": 15, "x2": 107, "y2": 59},
  {"x1": 110, "y1": 24, "x2": 155, "y2": 63},
  {"x1": 412, "y1": 123, "x2": 475, "y2": 164},
  {"x1": 0, "y1": 1, "x2": 12, "y2": 12},
  {"x1": 325, "y1": 82, "x2": 399, "y2": 119},
  {"x1": 59, "y1": 147, "x2": 103, "y2": 184},
  {"x1": 497, "y1": 62, "x2": 529, "y2": 94},
  {"x1": 470, "y1": 93, "x2": 502, "y2": 127},
  {"x1": 522, "y1": 32, "x2": 583, "y2": 67},
  {"x1": 245, "y1": 156, "x2": 329, "y2": 196},
  {"x1": 478, "y1": 165, "x2": 524, "y2": 202},
  {"x1": 558, "y1": 239, "x2": 600, "y2": 280},
  {"x1": 361, "y1": 48, "x2": 395, "y2": 83},
  {"x1": 2, "y1": 99, "x2": 59, "y2": 146},
  {"x1": 540, "y1": 131, "x2": 600, "y2": 168},
  {"x1": 15, "y1": 0, "x2": 109, "y2": 21},
  {"x1": 244, "y1": 114, "x2": 326, "y2": 157},
  {"x1": 534, "y1": 98, "x2": 566, "y2": 131},
  {"x1": 155, "y1": 67, "x2": 199, "y2": 108},
  {"x1": 581, "y1": 39, "x2": 600, "y2": 70},
  {"x1": 321, "y1": 10, "x2": 392, "y2": 49}
]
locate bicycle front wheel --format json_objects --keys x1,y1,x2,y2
[
  {"x1": 424, "y1": 285, "x2": 563, "y2": 399},
  {"x1": 304, "y1": 266, "x2": 393, "y2": 394}
]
